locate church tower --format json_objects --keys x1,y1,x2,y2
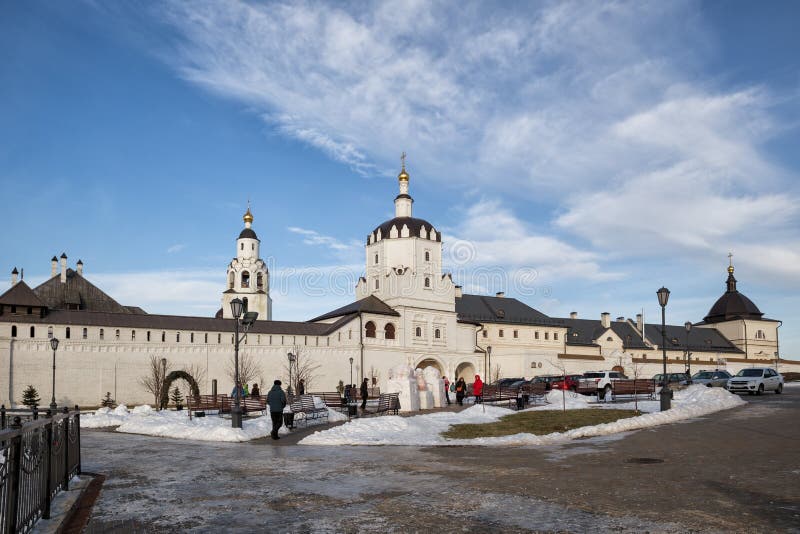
[
  {"x1": 355, "y1": 155, "x2": 455, "y2": 312},
  {"x1": 221, "y1": 206, "x2": 272, "y2": 320}
]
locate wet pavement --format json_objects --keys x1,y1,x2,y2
[{"x1": 81, "y1": 387, "x2": 800, "y2": 533}]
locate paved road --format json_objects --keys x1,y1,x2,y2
[{"x1": 81, "y1": 386, "x2": 800, "y2": 533}]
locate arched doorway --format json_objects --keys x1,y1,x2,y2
[
  {"x1": 159, "y1": 370, "x2": 200, "y2": 410},
  {"x1": 612, "y1": 365, "x2": 626, "y2": 375},
  {"x1": 417, "y1": 358, "x2": 444, "y2": 376},
  {"x1": 455, "y1": 362, "x2": 476, "y2": 381}
]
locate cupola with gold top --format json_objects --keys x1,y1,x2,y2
[{"x1": 703, "y1": 254, "x2": 764, "y2": 323}]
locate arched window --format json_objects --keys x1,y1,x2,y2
[
  {"x1": 190, "y1": 333, "x2": 194, "y2": 343},
  {"x1": 48, "y1": 326, "x2": 53, "y2": 338},
  {"x1": 204, "y1": 333, "x2": 208, "y2": 343},
  {"x1": 161, "y1": 331, "x2": 166, "y2": 342},
  {"x1": 425, "y1": 251, "x2": 430, "y2": 261},
  {"x1": 11, "y1": 325, "x2": 17, "y2": 337},
  {"x1": 365, "y1": 321, "x2": 376, "y2": 338},
  {"x1": 434, "y1": 328, "x2": 441, "y2": 339},
  {"x1": 375, "y1": 253, "x2": 379, "y2": 264},
  {"x1": 415, "y1": 326, "x2": 422, "y2": 337},
  {"x1": 256, "y1": 273, "x2": 264, "y2": 290},
  {"x1": 115, "y1": 329, "x2": 120, "y2": 340},
  {"x1": 424, "y1": 277, "x2": 430, "y2": 288},
  {"x1": 65, "y1": 327, "x2": 71, "y2": 339},
  {"x1": 384, "y1": 323, "x2": 395, "y2": 340},
  {"x1": 217, "y1": 333, "x2": 221, "y2": 344},
  {"x1": 240, "y1": 243, "x2": 244, "y2": 251},
  {"x1": 131, "y1": 330, "x2": 136, "y2": 341},
  {"x1": 176, "y1": 332, "x2": 181, "y2": 342},
  {"x1": 99, "y1": 328, "x2": 104, "y2": 340},
  {"x1": 228, "y1": 272, "x2": 234, "y2": 289},
  {"x1": 241, "y1": 271, "x2": 250, "y2": 288},
  {"x1": 30, "y1": 326, "x2": 35, "y2": 337},
  {"x1": 147, "y1": 331, "x2": 151, "y2": 342},
  {"x1": 82, "y1": 328, "x2": 87, "y2": 339}
]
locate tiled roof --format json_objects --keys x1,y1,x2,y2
[
  {"x1": 33, "y1": 269, "x2": 134, "y2": 314},
  {"x1": 310, "y1": 295, "x2": 400, "y2": 322},
  {"x1": 455, "y1": 294, "x2": 553, "y2": 326},
  {"x1": 558, "y1": 318, "x2": 651, "y2": 350},
  {"x1": 0, "y1": 281, "x2": 46, "y2": 307},
  {"x1": 644, "y1": 324, "x2": 743, "y2": 353}
]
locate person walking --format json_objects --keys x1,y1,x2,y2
[
  {"x1": 230, "y1": 381, "x2": 244, "y2": 401},
  {"x1": 298, "y1": 379, "x2": 305, "y2": 396},
  {"x1": 266, "y1": 380, "x2": 287, "y2": 440},
  {"x1": 473, "y1": 374, "x2": 484, "y2": 403},
  {"x1": 443, "y1": 376, "x2": 451, "y2": 405},
  {"x1": 455, "y1": 377, "x2": 466, "y2": 406},
  {"x1": 360, "y1": 378, "x2": 369, "y2": 411},
  {"x1": 250, "y1": 383, "x2": 260, "y2": 397}
]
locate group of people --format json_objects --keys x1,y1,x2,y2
[
  {"x1": 344, "y1": 378, "x2": 370, "y2": 410},
  {"x1": 443, "y1": 374, "x2": 484, "y2": 406},
  {"x1": 230, "y1": 379, "x2": 306, "y2": 400}
]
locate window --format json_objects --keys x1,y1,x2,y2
[
  {"x1": 424, "y1": 277, "x2": 431, "y2": 288},
  {"x1": 348, "y1": 330, "x2": 352, "y2": 340},
  {"x1": 190, "y1": 333, "x2": 194, "y2": 343},
  {"x1": 257, "y1": 273, "x2": 264, "y2": 290},
  {"x1": 204, "y1": 333, "x2": 208, "y2": 343},
  {"x1": 755, "y1": 330, "x2": 765, "y2": 340},
  {"x1": 48, "y1": 326, "x2": 53, "y2": 338},
  {"x1": 228, "y1": 272, "x2": 234, "y2": 289},
  {"x1": 30, "y1": 326, "x2": 35, "y2": 338},
  {"x1": 415, "y1": 326, "x2": 422, "y2": 337},
  {"x1": 544, "y1": 332, "x2": 549, "y2": 340},
  {"x1": 11, "y1": 306, "x2": 16, "y2": 314},
  {"x1": 499, "y1": 329, "x2": 504, "y2": 338},
  {"x1": 82, "y1": 328, "x2": 87, "y2": 340},
  {"x1": 365, "y1": 321, "x2": 376, "y2": 338},
  {"x1": 131, "y1": 330, "x2": 136, "y2": 341},
  {"x1": 241, "y1": 271, "x2": 250, "y2": 288},
  {"x1": 425, "y1": 251, "x2": 430, "y2": 261},
  {"x1": 554, "y1": 332, "x2": 559, "y2": 341},
  {"x1": 99, "y1": 328, "x2": 104, "y2": 340},
  {"x1": 240, "y1": 243, "x2": 244, "y2": 250},
  {"x1": 375, "y1": 279, "x2": 379, "y2": 290},
  {"x1": 242, "y1": 297, "x2": 248, "y2": 312},
  {"x1": 434, "y1": 328, "x2": 441, "y2": 339},
  {"x1": 384, "y1": 323, "x2": 395, "y2": 340},
  {"x1": 482, "y1": 330, "x2": 488, "y2": 338},
  {"x1": 65, "y1": 327, "x2": 71, "y2": 339},
  {"x1": 147, "y1": 331, "x2": 151, "y2": 342},
  {"x1": 251, "y1": 243, "x2": 254, "y2": 250},
  {"x1": 27, "y1": 307, "x2": 32, "y2": 315},
  {"x1": 375, "y1": 253, "x2": 379, "y2": 265},
  {"x1": 11, "y1": 325, "x2": 17, "y2": 337},
  {"x1": 535, "y1": 331, "x2": 539, "y2": 340},
  {"x1": 606, "y1": 336, "x2": 613, "y2": 342},
  {"x1": 513, "y1": 330, "x2": 518, "y2": 339},
  {"x1": 162, "y1": 331, "x2": 166, "y2": 342},
  {"x1": 217, "y1": 333, "x2": 221, "y2": 344},
  {"x1": 115, "y1": 329, "x2": 120, "y2": 340},
  {"x1": 176, "y1": 332, "x2": 181, "y2": 342}
]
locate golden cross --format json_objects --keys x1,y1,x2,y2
[
  {"x1": 728, "y1": 251, "x2": 733, "y2": 267},
  {"x1": 400, "y1": 151, "x2": 406, "y2": 170}
]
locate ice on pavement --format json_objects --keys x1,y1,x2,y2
[{"x1": 299, "y1": 385, "x2": 745, "y2": 446}]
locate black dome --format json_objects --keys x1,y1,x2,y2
[
  {"x1": 239, "y1": 228, "x2": 258, "y2": 240},
  {"x1": 703, "y1": 272, "x2": 763, "y2": 323},
  {"x1": 369, "y1": 216, "x2": 440, "y2": 243}
]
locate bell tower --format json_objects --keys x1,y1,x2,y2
[{"x1": 221, "y1": 205, "x2": 272, "y2": 320}]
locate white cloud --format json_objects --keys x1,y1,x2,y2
[
  {"x1": 287, "y1": 227, "x2": 360, "y2": 252},
  {"x1": 166, "y1": 244, "x2": 186, "y2": 254}
]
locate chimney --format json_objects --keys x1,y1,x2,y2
[
  {"x1": 616, "y1": 316, "x2": 625, "y2": 322},
  {"x1": 60, "y1": 253, "x2": 67, "y2": 283},
  {"x1": 601, "y1": 312, "x2": 611, "y2": 328},
  {"x1": 51, "y1": 256, "x2": 58, "y2": 277},
  {"x1": 76, "y1": 259, "x2": 83, "y2": 276},
  {"x1": 570, "y1": 311, "x2": 578, "y2": 319},
  {"x1": 496, "y1": 291, "x2": 505, "y2": 298},
  {"x1": 636, "y1": 313, "x2": 643, "y2": 332},
  {"x1": 11, "y1": 267, "x2": 18, "y2": 285},
  {"x1": 454, "y1": 285, "x2": 463, "y2": 298}
]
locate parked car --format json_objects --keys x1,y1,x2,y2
[
  {"x1": 653, "y1": 373, "x2": 691, "y2": 388},
  {"x1": 494, "y1": 377, "x2": 525, "y2": 387},
  {"x1": 531, "y1": 375, "x2": 564, "y2": 391},
  {"x1": 578, "y1": 371, "x2": 628, "y2": 399},
  {"x1": 727, "y1": 368, "x2": 784, "y2": 395},
  {"x1": 551, "y1": 374, "x2": 582, "y2": 391},
  {"x1": 691, "y1": 370, "x2": 732, "y2": 388}
]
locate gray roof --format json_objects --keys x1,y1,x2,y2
[
  {"x1": 310, "y1": 295, "x2": 400, "y2": 322},
  {"x1": 33, "y1": 269, "x2": 136, "y2": 314},
  {"x1": 558, "y1": 318, "x2": 651, "y2": 350},
  {"x1": 0, "y1": 281, "x2": 47, "y2": 308},
  {"x1": 238, "y1": 228, "x2": 258, "y2": 240},
  {"x1": 0, "y1": 308, "x2": 354, "y2": 336},
  {"x1": 644, "y1": 323, "x2": 743, "y2": 353},
  {"x1": 369, "y1": 217, "x2": 440, "y2": 244},
  {"x1": 455, "y1": 294, "x2": 553, "y2": 326}
]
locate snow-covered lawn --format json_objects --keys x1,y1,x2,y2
[
  {"x1": 82, "y1": 400, "x2": 347, "y2": 442},
  {"x1": 299, "y1": 385, "x2": 746, "y2": 446}
]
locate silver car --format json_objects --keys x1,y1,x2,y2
[{"x1": 691, "y1": 370, "x2": 732, "y2": 388}]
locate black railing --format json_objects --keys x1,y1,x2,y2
[{"x1": 0, "y1": 406, "x2": 81, "y2": 534}]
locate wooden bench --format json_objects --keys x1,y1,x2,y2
[
  {"x1": 611, "y1": 379, "x2": 656, "y2": 400},
  {"x1": 374, "y1": 393, "x2": 400, "y2": 415},
  {"x1": 241, "y1": 395, "x2": 267, "y2": 415},
  {"x1": 289, "y1": 394, "x2": 328, "y2": 426},
  {"x1": 313, "y1": 392, "x2": 347, "y2": 411},
  {"x1": 186, "y1": 394, "x2": 223, "y2": 415},
  {"x1": 520, "y1": 382, "x2": 547, "y2": 406},
  {"x1": 480, "y1": 385, "x2": 520, "y2": 408}
]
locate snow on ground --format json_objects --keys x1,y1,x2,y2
[
  {"x1": 299, "y1": 385, "x2": 746, "y2": 447},
  {"x1": 81, "y1": 399, "x2": 344, "y2": 442}
]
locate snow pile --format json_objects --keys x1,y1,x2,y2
[
  {"x1": 300, "y1": 384, "x2": 745, "y2": 447},
  {"x1": 82, "y1": 405, "x2": 132, "y2": 428}
]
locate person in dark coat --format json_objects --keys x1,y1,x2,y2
[
  {"x1": 455, "y1": 377, "x2": 466, "y2": 406},
  {"x1": 298, "y1": 379, "x2": 305, "y2": 396},
  {"x1": 266, "y1": 380, "x2": 287, "y2": 440},
  {"x1": 250, "y1": 383, "x2": 260, "y2": 397},
  {"x1": 360, "y1": 378, "x2": 369, "y2": 410}
]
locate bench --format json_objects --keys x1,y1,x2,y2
[
  {"x1": 480, "y1": 385, "x2": 520, "y2": 408},
  {"x1": 289, "y1": 394, "x2": 329, "y2": 426},
  {"x1": 313, "y1": 392, "x2": 347, "y2": 411},
  {"x1": 520, "y1": 382, "x2": 547, "y2": 406},
  {"x1": 186, "y1": 394, "x2": 223, "y2": 415},
  {"x1": 241, "y1": 395, "x2": 267, "y2": 415},
  {"x1": 611, "y1": 379, "x2": 656, "y2": 400},
  {"x1": 374, "y1": 393, "x2": 400, "y2": 415}
]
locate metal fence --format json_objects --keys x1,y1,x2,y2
[{"x1": 0, "y1": 406, "x2": 82, "y2": 534}]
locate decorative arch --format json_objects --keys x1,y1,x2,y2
[
  {"x1": 417, "y1": 357, "x2": 444, "y2": 376},
  {"x1": 365, "y1": 321, "x2": 376, "y2": 338},
  {"x1": 159, "y1": 370, "x2": 201, "y2": 410},
  {"x1": 455, "y1": 361, "x2": 476, "y2": 382},
  {"x1": 241, "y1": 271, "x2": 250, "y2": 288},
  {"x1": 256, "y1": 272, "x2": 264, "y2": 290},
  {"x1": 384, "y1": 323, "x2": 395, "y2": 340}
]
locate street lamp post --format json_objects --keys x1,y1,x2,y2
[
  {"x1": 684, "y1": 321, "x2": 693, "y2": 379},
  {"x1": 49, "y1": 337, "x2": 59, "y2": 412},
  {"x1": 487, "y1": 346, "x2": 492, "y2": 383},
  {"x1": 287, "y1": 352, "x2": 296, "y2": 396},
  {"x1": 349, "y1": 357, "x2": 354, "y2": 388},
  {"x1": 657, "y1": 287, "x2": 671, "y2": 411},
  {"x1": 230, "y1": 298, "x2": 258, "y2": 429}
]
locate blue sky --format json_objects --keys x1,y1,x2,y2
[{"x1": 1, "y1": 1, "x2": 799, "y2": 356}]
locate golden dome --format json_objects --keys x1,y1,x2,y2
[
  {"x1": 727, "y1": 264, "x2": 734, "y2": 274},
  {"x1": 243, "y1": 207, "x2": 254, "y2": 224}
]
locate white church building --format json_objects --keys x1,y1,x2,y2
[{"x1": 1, "y1": 164, "x2": 796, "y2": 407}]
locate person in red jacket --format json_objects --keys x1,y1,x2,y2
[{"x1": 473, "y1": 374, "x2": 484, "y2": 403}]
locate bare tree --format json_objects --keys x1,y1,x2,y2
[
  {"x1": 138, "y1": 355, "x2": 171, "y2": 409},
  {"x1": 181, "y1": 362, "x2": 208, "y2": 396},
  {"x1": 629, "y1": 358, "x2": 646, "y2": 413},
  {"x1": 368, "y1": 366, "x2": 380, "y2": 387},
  {"x1": 284, "y1": 345, "x2": 322, "y2": 393},
  {"x1": 226, "y1": 351, "x2": 263, "y2": 388},
  {"x1": 550, "y1": 359, "x2": 568, "y2": 412},
  {"x1": 491, "y1": 364, "x2": 502, "y2": 384}
]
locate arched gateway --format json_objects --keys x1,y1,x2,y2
[
  {"x1": 417, "y1": 358, "x2": 444, "y2": 376},
  {"x1": 159, "y1": 370, "x2": 200, "y2": 409},
  {"x1": 455, "y1": 362, "x2": 476, "y2": 381}
]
